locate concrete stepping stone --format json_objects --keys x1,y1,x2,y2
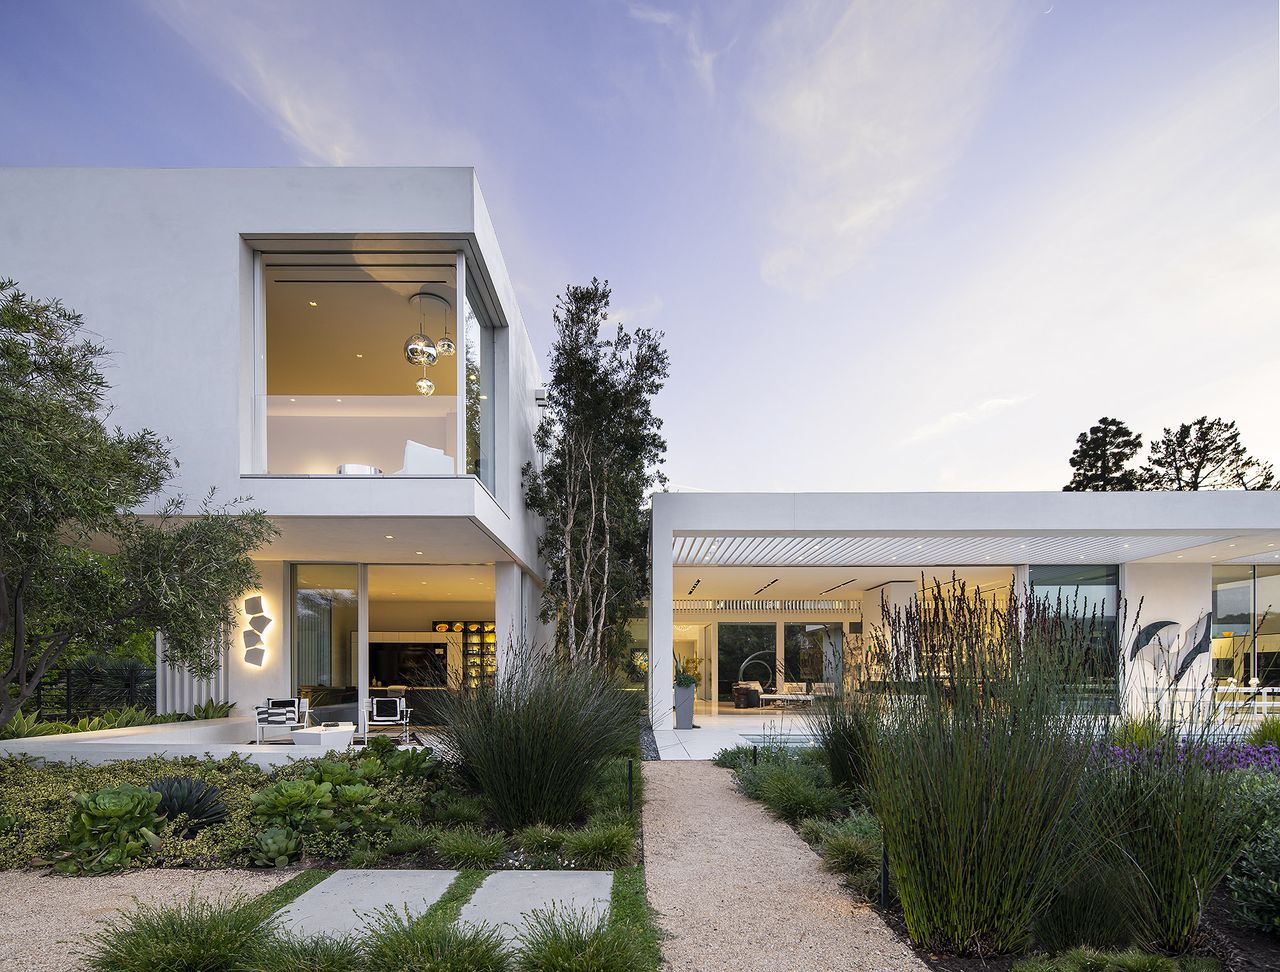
[
  {"x1": 459, "y1": 870, "x2": 614, "y2": 944},
  {"x1": 279, "y1": 868, "x2": 459, "y2": 936}
]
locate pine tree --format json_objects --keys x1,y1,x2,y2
[
  {"x1": 1063, "y1": 417, "x2": 1143, "y2": 491},
  {"x1": 1142, "y1": 417, "x2": 1276, "y2": 490}
]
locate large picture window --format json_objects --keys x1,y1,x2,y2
[
  {"x1": 1029, "y1": 564, "x2": 1119, "y2": 681},
  {"x1": 258, "y1": 251, "x2": 463, "y2": 476},
  {"x1": 463, "y1": 278, "x2": 496, "y2": 492},
  {"x1": 1212, "y1": 565, "x2": 1280, "y2": 687}
]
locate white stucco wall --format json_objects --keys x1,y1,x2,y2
[{"x1": 1119, "y1": 562, "x2": 1213, "y2": 715}]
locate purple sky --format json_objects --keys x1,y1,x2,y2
[{"x1": 2, "y1": 0, "x2": 1277, "y2": 492}]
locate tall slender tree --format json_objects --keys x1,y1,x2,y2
[
  {"x1": 1063, "y1": 417, "x2": 1143, "y2": 491},
  {"x1": 523, "y1": 279, "x2": 669, "y2": 666},
  {"x1": 1142, "y1": 416, "x2": 1276, "y2": 490},
  {"x1": 0, "y1": 280, "x2": 277, "y2": 724}
]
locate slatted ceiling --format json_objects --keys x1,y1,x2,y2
[{"x1": 671, "y1": 534, "x2": 1232, "y2": 568}]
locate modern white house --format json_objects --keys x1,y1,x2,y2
[
  {"x1": 647, "y1": 490, "x2": 1280, "y2": 733},
  {"x1": 4, "y1": 167, "x2": 1280, "y2": 756},
  {"x1": 0, "y1": 166, "x2": 552, "y2": 733}
]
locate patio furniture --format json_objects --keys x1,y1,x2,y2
[
  {"x1": 364, "y1": 695, "x2": 411, "y2": 743},
  {"x1": 760, "y1": 690, "x2": 815, "y2": 707},
  {"x1": 254, "y1": 697, "x2": 309, "y2": 745},
  {"x1": 732, "y1": 680, "x2": 763, "y2": 709},
  {"x1": 291, "y1": 722, "x2": 356, "y2": 749}
]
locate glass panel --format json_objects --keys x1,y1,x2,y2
[
  {"x1": 1028, "y1": 565, "x2": 1118, "y2": 681},
  {"x1": 292, "y1": 564, "x2": 359, "y2": 720},
  {"x1": 717, "y1": 622, "x2": 776, "y2": 702},
  {"x1": 783, "y1": 623, "x2": 841, "y2": 691},
  {"x1": 463, "y1": 280, "x2": 496, "y2": 492},
  {"x1": 262, "y1": 253, "x2": 460, "y2": 475},
  {"x1": 1211, "y1": 565, "x2": 1254, "y2": 684},
  {"x1": 367, "y1": 564, "x2": 496, "y2": 723},
  {"x1": 1255, "y1": 566, "x2": 1280, "y2": 686}
]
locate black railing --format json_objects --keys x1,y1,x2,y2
[{"x1": 30, "y1": 659, "x2": 157, "y2": 721}]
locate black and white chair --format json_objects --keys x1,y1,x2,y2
[
  {"x1": 254, "y1": 697, "x2": 309, "y2": 745},
  {"x1": 364, "y1": 696, "x2": 411, "y2": 744}
]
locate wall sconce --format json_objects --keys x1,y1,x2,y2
[{"x1": 243, "y1": 595, "x2": 271, "y2": 667}]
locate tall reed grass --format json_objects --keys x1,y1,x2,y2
[{"x1": 433, "y1": 643, "x2": 641, "y2": 829}]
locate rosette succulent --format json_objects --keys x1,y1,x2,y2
[
  {"x1": 55, "y1": 783, "x2": 162, "y2": 874},
  {"x1": 250, "y1": 779, "x2": 333, "y2": 832},
  {"x1": 251, "y1": 826, "x2": 303, "y2": 867}
]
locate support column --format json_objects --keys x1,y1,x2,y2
[
  {"x1": 649, "y1": 505, "x2": 674, "y2": 730},
  {"x1": 494, "y1": 562, "x2": 521, "y2": 677}
]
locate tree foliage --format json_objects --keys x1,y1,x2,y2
[
  {"x1": 1142, "y1": 416, "x2": 1275, "y2": 490},
  {"x1": 1064, "y1": 414, "x2": 1275, "y2": 491},
  {"x1": 0, "y1": 280, "x2": 277, "y2": 725},
  {"x1": 1063, "y1": 417, "x2": 1143, "y2": 491},
  {"x1": 522, "y1": 279, "x2": 668, "y2": 666}
]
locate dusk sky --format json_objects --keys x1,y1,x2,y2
[{"x1": 2, "y1": 0, "x2": 1277, "y2": 493}]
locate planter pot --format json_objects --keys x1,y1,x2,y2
[{"x1": 674, "y1": 683, "x2": 695, "y2": 730}]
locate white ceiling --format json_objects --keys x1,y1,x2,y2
[
  {"x1": 669, "y1": 533, "x2": 1274, "y2": 568},
  {"x1": 675, "y1": 564, "x2": 1017, "y2": 600},
  {"x1": 263, "y1": 516, "x2": 509, "y2": 565},
  {"x1": 264, "y1": 255, "x2": 459, "y2": 397},
  {"x1": 366, "y1": 564, "x2": 495, "y2": 600}
]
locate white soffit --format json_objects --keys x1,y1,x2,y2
[{"x1": 671, "y1": 534, "x2": 1235, "y2": 568}]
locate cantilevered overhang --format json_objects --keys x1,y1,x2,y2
[{"x1": 653, "y1": 491, "x2": 1280, "y2": 567}]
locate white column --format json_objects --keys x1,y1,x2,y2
[
  {"x1": 649, "y1": 505, "x2": 674, "y2": 730},
  {"x1": 357, "y1": 564, "x2": 369, "y2": 737},
  {"x1": 494, "y1": 561, "x2": 521, "y2": 677}
]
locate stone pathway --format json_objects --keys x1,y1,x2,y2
[
  {"x1": 280, "y1": 868, "x2": 612, "y2": 942},
  {"x1": 642, "y1": 761, "x2": 926, "y2": 972}
]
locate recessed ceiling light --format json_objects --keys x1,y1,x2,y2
[
  {"x1": 336, "y1": 398, "x2": 343, "y2": 403},
  {"x1": 420, "y1": 581, "x2": 427, "y2": 585},
  {"x1": 308, "y1": 300, "x2": 318, "y2": 307},
  {"x1": 356, "y1": 353, "x2": 363, "y2": 358},
  {"x1": 1177, "y1": 555, "x2": 1184, "y2": 559},
  {"x1": 1229, "y1": 544, "x2": 1236, "y2": 547},
  {"x1": 289, "y1": 398, "x2": 296, "y2": 402},
  {"x1": 384, "y1": 535, "x2": 395, "y2": 540},
  {"x1": 415, "y1": 551, "x2": 424, "y2": 555}
]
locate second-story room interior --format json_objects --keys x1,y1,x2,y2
[{"x1": 258, "y1": 248, "x2": 495, "y2": 489}]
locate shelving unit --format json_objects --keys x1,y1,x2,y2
[{"x1": 434, "y1": 620, "x2": 497, "y2": 689}]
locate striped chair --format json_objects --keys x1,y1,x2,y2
[{"x1": 254, "y1": 697, "x2": 309, "y2": 745}]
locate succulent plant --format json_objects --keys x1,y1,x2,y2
[
  {"x1": 0, "y1": 710, "x2": 61, "y2": 739},
  {"x1": 55, "y1": 783, "x2": 162, "y2": 874},
  {"x1": 250, "y1": 779, "x2": 333, "y2": 833},
  {"x1": 251, "y1": 826, "x2": 303, "y2": 867},
  {"x1": 307, "y1": 758, "x2": 365, "y2": 788},
  {"x1": 148, "y1": 776, "x2": 228, "y2": 836}
]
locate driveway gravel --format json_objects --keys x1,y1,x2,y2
[
  {"x1": 642, "y1": 760, "x2": 926, "y2": 971},
  {"x1": 0, "y1": 868, "x2": 292, "y2": 972}
]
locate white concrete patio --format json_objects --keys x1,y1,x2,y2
[{"x1": 652, "y1": 707, "x2": 816, "y2": 760}]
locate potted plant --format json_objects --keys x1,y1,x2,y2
[{"x1": 674, "y1": 656, "x2": 699, "y2": 730}]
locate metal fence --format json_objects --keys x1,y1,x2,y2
[{"x1": 30, "y1": 660, "x2": 157, "y2": 721}]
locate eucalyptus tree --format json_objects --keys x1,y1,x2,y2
[
  {"x1": 0, "y1": 280, "x2": 277, "y2": 724},
  {"x1": 523, "y1": 279, "x2": 668, "y2": 666}
]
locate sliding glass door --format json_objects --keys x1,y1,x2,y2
[{"x1": 291, "y1": 564, "x2": 360, "y2": 722}]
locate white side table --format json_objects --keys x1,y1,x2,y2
[{"x1": 291, "y1": 723, "x2": 356, "y2": 749}]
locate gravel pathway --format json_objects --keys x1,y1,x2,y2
[
  {"x1": 0, "y1": 868, "x2": 293, "y2": 972},
  {"x1": 642, "y1": 761, "x2": 926, "y2": 972}
]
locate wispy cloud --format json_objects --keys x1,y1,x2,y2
[
  {"x1": 626, "y1": 2, "x2": 722, "y2": 99},
  {"x1": 748, "y1": 1, "x2": 1030, "y2": 291},
  {"x1": 612, "y1": 294, "x2": 665, "y2": 324},
  {"x1": 905, "y1": 395, "x2": 1030, "y2": 445}
]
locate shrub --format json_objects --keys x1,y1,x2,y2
[
  {"x1": 582, "y1": 758, "x2": 641, "y2": 823},
  {"x1": 1010, "y1": 949, "x2": 1220, "y2": 972},
  {"x1": 251, "y1": 827, "x2": 303, "y2": 867},
  {"x1": 80, "y1": 894, "x2": 276, "y2": 972},
  {"x1": 366, "y1": 735, "x2": 440, "y2": 780},
  {"x1": 1034, "y1": 859, "x2": 1133, "y2": 953},
  {"x1": 561, "y1": 822, "x2": 635, "y2": 869},
  {"x1": 1247, "y1": 716, "x2": 1280, "y2": 749},
  {"x1": 1227, "y1": 771, "x2": 1280, "y2": 934},
  {"x1": 55, "y1": 782, "x2": 162, "y2": 874},
  {"x1": 865, "y1": 579, "x2": 1107, "y2": 955},
  {"x1": 149, "y1": 776, "x2": 228, "y2": 836},
  {"x1": 332, "y1": 782, "x2": 390, "y2": 833},
  {"x1": 384, "y1": 822, "x2": 441, "y2": 857},
  {"x1": 754, "y1": 763, "x2": 844, "y2": 823},
  {"x1": 807, "y1": 690, "x2": 876, "y2": 796},
  {"x1": 517, "y1": 824, "x2": 566, "y2": 855},
  {"x1": 429, "y1": 793, "x2": 489, "y2": 828},
  {"x1": 434, "y1": 646, "x2": 641, "y2": 828},
  {"x1": 1108, "y1": 717, "x2": 1162, "y2": 750},
  {"x1": 251, "y1": 779, "x2": 334, "y2": 833},
  {"x1": 1087, "y1": 739, "x2": 1253, "y2": 952},
  {"x1": 363, "y1": 909, "x2": 510, "y2": 972},
  {"x1": 516, "y1": 906, "x2": 641, "y2": 972},
  {"x1": 243, "y1": 933, "x2": 366, "y2": 971},
  {"x1": 435, "y1": 826, "x2": 508, "y2": 869}
]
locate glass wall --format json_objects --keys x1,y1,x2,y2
[
  {"x1": 261, "y1": 253, "x2": 461, "y2": 476},
  {"x1": 717, "y1": 623, "x2": 776, "y2": 701},
  {"x1": 1028, "y1": 565, "x2": 1119, "y2": 681},
  {"x1": 1212, "y1": 565, "x2": 1280, "y2": 687},
  {"x1": 783, "y1": 623, "x2": 841, "y2": 690},
  {"x1": 292, "y1": 564, "x2": 359, "y2": 720},
  {"x1": 463, "y1": 278, "x2": 496, "y2": 493}
]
